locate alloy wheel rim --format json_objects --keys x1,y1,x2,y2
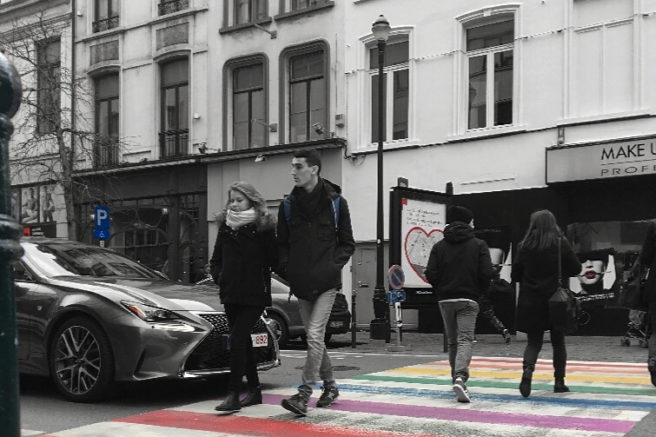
[{"x1": 54, "y1": 325, "x2": 101, "y2": 395}]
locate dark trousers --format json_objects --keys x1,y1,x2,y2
[
  {"x1": 523, "y1": 329, "x2": 567, "y2": 378},
  {"x1": 648, "y1": 302, "x2": 656, "y2": 370},
  {"x1": 224, "y1": 304, "x2": 265, "y2": 392}
]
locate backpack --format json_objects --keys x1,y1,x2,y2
[{"x1": 282, "y1": 195, "x2": 341, "y2": 232}]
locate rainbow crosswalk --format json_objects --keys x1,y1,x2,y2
[{"x1": 39, "y1": 357, "x2": 655, "y2": 437}]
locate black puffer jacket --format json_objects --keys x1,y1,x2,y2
[
  {"x1": 209, "y1": 219, "x2": 277, "y2": 307},
  {"x1": 424, "y1": 222, "x2": 494, "y2": 301},
  {"x1": 512, "y1": 238, "x2": 581, "y2": 332},
  {"x1": 276, "y1": 179, "x2": 355, "y2": 300}
]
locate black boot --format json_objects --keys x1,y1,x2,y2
[
  {"x1": 519, "y1": 365, "x2": 534, "y2": 398},
  {"x1": 554, "y1": 377, "x2": 570, "y2": 393},
  {"x1": 240, "y1": 386, "x2": 262, "y2": 407},
  {"x1": 215, "y1": 392, "x2": 241, "y2": 412}
]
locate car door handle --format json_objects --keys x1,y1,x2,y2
[{"x1": 358, "y1": 281, "x2": 369, "y2": 288}]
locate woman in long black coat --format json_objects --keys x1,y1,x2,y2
[
  {"x1": 639, "y1": 221, "x2": 656, "y2": 387},
  {"x1": 511, "y1": 210, "x2": 581, "y2": 398},
  {"x1": 210, "y1": 181, "x2": 277, "y2": 412}
]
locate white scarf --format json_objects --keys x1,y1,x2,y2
[{"x1": 226, "y1": 208, "x2": 257, "y2": 230}]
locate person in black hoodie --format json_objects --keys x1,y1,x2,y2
[
  {"x1": 210, "y1": 181, "x2": 277, "y2": 413},
  {"x1": 277, "y1": 149, "x2": 355, "y2": 416},
  {"x1": 511, "y1": 209, "x2": 581, "y2": 398},
  {"x1": 425, "y1": 205, "x2": 494, "y2": 403}
]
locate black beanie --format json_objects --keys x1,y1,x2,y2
[{"x1": 448, "y1": 205, "x2": 473, "y2": 224}]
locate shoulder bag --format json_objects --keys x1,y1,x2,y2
[{"x1": 548, "y1": 237, "x2": 581, "y2": 334}]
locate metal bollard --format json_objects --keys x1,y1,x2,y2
[{"x1": 0, "y1": 51, "x2": 24, "y2": 437}]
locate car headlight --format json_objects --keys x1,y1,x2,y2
[{"x1": 121, "y1": 301, "x2": 197, "y2": 332}]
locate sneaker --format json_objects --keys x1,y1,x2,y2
[
  {"x1": 281, "y1": 385, "x2": 311, "y2": 416},
  {"x1": 502, "y1": 329, "x2": 511, "y2": 344},
  {"x1": 316, "y1": 384, "x2": 339, "y2": 408},
  {"x1": 452, "y1": 377, "x2": 471, "y2": 403}
]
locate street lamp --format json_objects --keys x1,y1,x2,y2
[{"x1": 370, "y1": 15, "x2": 391, "y2": 340}]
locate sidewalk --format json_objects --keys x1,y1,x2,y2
[{"x1": 332, "y1": 330, "x2": 649, "y2": 363}]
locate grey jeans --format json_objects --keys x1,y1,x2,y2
[
  {"x1": 439, "y1": 299, "x2": 479, "y2": 382},
  {"x1": 298, "y1": 287, "x2": 337, "y2": 389}
]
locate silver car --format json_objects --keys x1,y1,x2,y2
[{"x1": 13, "y1": 238, "x2": 280, "y2": 402}]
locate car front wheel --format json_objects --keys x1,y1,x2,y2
[
  {"x1": 49, "y1": 317, "x2": 114, "y2": 402},
  {"x1": 267, "y1": 313, "x2": 289, "y2": 348}
]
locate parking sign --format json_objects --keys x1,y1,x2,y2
[{"x1": 93, "y1": 205, "x2": 110, "y2": 240}]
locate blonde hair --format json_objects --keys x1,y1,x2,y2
[{"x1": 217, "y1": 181, "x2": 273, "y2": 229}]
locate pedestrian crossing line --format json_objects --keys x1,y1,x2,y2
[
  {"x1": 384, "y1": 366, "x2": 652, "y2": 384},
  {"x1": 113, "y1": 409, "x2": 446, "y2": 437},
  {"x1": 470, "y1": 357, "x2": 647, "y2": 368},
  {"x1": 257, "y1": 393, "x2": 635, "y2": 433},
  {"x1": 352, "y1": 374, "x2": 656, "y2": 396}
]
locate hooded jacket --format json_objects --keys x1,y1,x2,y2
[
  {"x1": 209, "y1": 215, "x2": 277, "y2": 307},
  {"x1": 276, "y1": 178, "x2": 355, "y2": 300},
  {"x1": 424, "y1": 222, "x2": 494, "y2": 301}
]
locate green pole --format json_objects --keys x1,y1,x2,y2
[{"x1": 0, "y1": 51, "x2": 24, "y2": 437}]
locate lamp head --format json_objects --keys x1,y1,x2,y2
[{"x1": 372, "y1": 15, "x2": 391, "y2": 42}]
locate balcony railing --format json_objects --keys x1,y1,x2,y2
[
  {"x1": 158, "y1": 0, "x2": 189, "y2": 16},
  {"x1": 159, "y1": 129, "x2": 189, "y2": 158},
  {"x1": 94, "y1": 140, "x2": 120, "y2": 168},
  {"x1": 92, "y1": 16, "x2": 120, "y2": 33}
]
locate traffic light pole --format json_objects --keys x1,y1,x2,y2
[{"x1": 0, "y1": 52, "x2": 24, "y2": 437}]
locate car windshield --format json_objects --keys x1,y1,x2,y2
[{"x1": 23, "y1": 242, "x2": 162, "y2": 279}]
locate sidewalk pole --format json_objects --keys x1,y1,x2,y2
[{"x1": 0, "y1": 51, "x2": 24, "y2": 437}]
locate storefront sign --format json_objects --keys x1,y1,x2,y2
[{"x1": 546, "y1": 136, "x2": 656, "y2": 183}]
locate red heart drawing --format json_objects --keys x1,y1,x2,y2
[{"x1": 404, "y1": 227, "x2": 443, "y2": 283}]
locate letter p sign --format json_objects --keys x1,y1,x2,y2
[{"x1": 93, "y1": 205, "x2": 110, "y2": 240}]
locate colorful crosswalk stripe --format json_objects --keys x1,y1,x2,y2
[{"x1": 41, "y1": 356, "x2": 655, "y2": 437}]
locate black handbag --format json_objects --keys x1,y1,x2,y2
[
  {"x1": 619, "y1": 263, "x2": 649, "y2": 312},
  {"x1": 548, "y1": 237, "x2": 581, "y2": 334}
]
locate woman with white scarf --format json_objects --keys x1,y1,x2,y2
[{"x1": 210, "y1": 181, "x2": 277, "y2": 412}]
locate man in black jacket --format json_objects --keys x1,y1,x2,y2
[
  {"x1": 277, "y1": 149, "x2": 355, "y2": 416},
  {"x1": 425, "y1": 206, "x2": 494, "y2": 403}
]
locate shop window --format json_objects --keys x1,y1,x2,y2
[
  {"x1": 369, "y1": 37, "x2": 409, "y2": 143},
  {"x1": 464, "y1": 17, "x2": 514, "y2": 130},
  {"x1": 36, "y1": 39, "x2": 61, "y2": 135},
  {"x1": 158, "y1": 0, "x2": 189, "y2": 16},
  {"x1": 93, "y1": 0, "x2": 119, "y2": 33},
  {"x1": 94, "y1": 73, "x2": 120, "y2": 168},
  {"x1": 281, "y1": 43, "x2": 328, "y2": 143},
  {"x1": 227, "y1": 59, "x2": 267, "y2": 149},
  {"x1": 159, "y1": 58, "x2": 189, "y2": 158}
]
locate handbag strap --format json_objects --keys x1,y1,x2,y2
[{"x1": 557, "y1": 236, "x2": 563, "y2": 287}]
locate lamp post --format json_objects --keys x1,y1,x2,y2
[
  {"x1": 370, "y1": 15, "x2": 391, "y2": 340},
  {"x1": 0, "y1": 51, "x2": 24, "y2": 437}
]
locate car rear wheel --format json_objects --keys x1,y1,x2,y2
[
  {"x1": 49, "y1": 317, "x2": 114, "y2": 402},
  {"x1": 267, "y1": 313, "x2": 289, "y2": 348}
]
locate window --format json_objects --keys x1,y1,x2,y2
[
  {"x1": 232, "y1": 62, "x2": 266, "y2": 149},
  {"x1": 235, "y1": 0, "x2": 267, "y2": 25},
  {"x1": 465, "y1": 18, "x2": 514, "y2": 129},
  {"x1": 159, "y1": 58, "x2": 189, "y2": 158},
  {"x1": 93, "y1": 0, "x2": 119, "y2": 33},
  {"x1": 36, "y1": 39, "x2": 61, "y2": 135},
  {"x1": 288, "y1": 50, "x2": 326, "y2": 143},
  {"x1": 291, "y1": 0, "x2": 327, "y2": 11},
  {"x1": 94, "y1": 74, "x2": 119, "y2": 167},
  {"x1": 158, "y1": 0, "x2": 189, "y2": 16},
  {"x1": 369, "y1": 38, "x2": 409, "y2": 143}
]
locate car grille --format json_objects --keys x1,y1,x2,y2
[{"x1": 184, "y1": 312, "x2": 275, "y2": 372}]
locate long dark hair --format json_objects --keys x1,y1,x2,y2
[{"x1": 519, "y1": 209, "x2": 562, "y2": 251}]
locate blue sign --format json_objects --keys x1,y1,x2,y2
[
  {"x1": 388, "y1": 264, "x2": 405, "y2": 290},
  {"x1": 387, "y1": 290, "x2": 406, "y2": 303},
  {"x1": 93, "y1": 205, "x2": 110, "y2": 240}
]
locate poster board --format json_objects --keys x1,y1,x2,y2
[{"x1": 389, "y1": 187, "x2": 450, "y2": 306}]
